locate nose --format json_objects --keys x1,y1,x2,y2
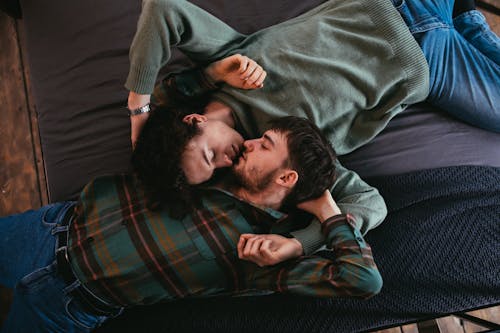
[{"x1": 243, "y1": 139, "x2": 256, "y2": 151}]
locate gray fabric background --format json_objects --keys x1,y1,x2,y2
[{"x1": 18, "y1": 0, "x2": 500, "y2": 201}]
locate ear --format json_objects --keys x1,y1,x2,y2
[
  {"x1": 183, "y1": 113, "x2": 207, "y2": 125},
  {"x1": 275, "y1": 169, "x2": 298, "y2": 189}
]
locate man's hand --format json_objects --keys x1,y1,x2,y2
[
  {"x1": 205, "y1": 54, "x2": 267, "y2": 90},
  {"x1": 237, "y1": 234, "x2": 303, "y2": 267},
  {"x1": 128, "y1": 92, "x2": 151, "y2": 148},
  {"x1": 297, "y1": 190, "x2": 342, "y2": 222}
]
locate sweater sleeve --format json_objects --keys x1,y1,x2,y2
[
  {"x1": 125, "y1": 0, "x2": 245, "y2": 94},
  {"x1": 290, "y1": 160, "x2": 387, "y2": 254},
  {"x1": 330, "y1": 160, "x2": 387, "y2": 235},
  {"x1": 243, "y1": 214, "x2": 383, "y2": 299}
]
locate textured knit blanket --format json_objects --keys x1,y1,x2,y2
[{"x1": 98, "y1": 166, "x2": 500, "y2": 333}]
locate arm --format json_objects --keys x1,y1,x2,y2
[
  {"x1": 126, "y1": 0, "x2": 245, "y2": 95},
  {"x1": 126, "y1": 0, "x2": 246, "y2": 145},
  {"x1": 130, "y1": 52, "x2": 266, "y2": 145},
  {"x1": 290, "y1": 160, "x2": 387, "y2": 254},
  {"x1": 239, "y1": 191, "x2": 382, "y2": 299},
  {"x1": 151, "y1": 54, "x2": 267, "y2": 108},
  {"x1": 238, "y1": 160, "x2": 387, "y2": 265}
]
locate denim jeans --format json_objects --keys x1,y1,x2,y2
[
  {"x1": 393, "y1": 0, "x2": 500, "y2": 132},
  {"x1": 0, "y1": 202, "x2": 111, "y2": 333}
]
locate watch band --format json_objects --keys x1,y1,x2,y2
[{"x1": 128, "y1": 104, "x2": 151, "y2": 116}]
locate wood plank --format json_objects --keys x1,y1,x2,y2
[
  {"x1": 400, "y1": 323, "x2": 419, "y2": 333},
  {"x1": 437, "y1": 316, "x2": 465, "y2": 333},
  {"x1": 15, "y1": 19, "x2": 48, "y2": 206},
  {"x1": 466, "y1": 306, "x2": 500, "y2": 325},
  {"x1": 371, "y1": 327, "x2": 402, "y2": 333},
  {"x1": 0, "y1": 11, "x2": 42, "y2": 215},
  {"x1": 481, "y1": 5, "x2": 500, "y2": 34}
]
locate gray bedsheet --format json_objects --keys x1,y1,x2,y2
[{"x1": 19, "y1": 0, "x2": 500, "y2": 200}]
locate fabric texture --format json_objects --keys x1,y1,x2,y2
[
  {"x1": 19, "y1": 0, "x2": 500, "y2": 201},
  {"x1": 96, "y1": 165, "x2": 500, "y2": 333},
  {"x1": 340, "y1": 102, "x2": 500, "y2": 178},
  {"x1": 126, "y1": 0, "x2": 429, "y2": 155},
  {"x1": 0, "y1": 178, "x2": 381, "y2": 331},
  {"x1": 0, "y1": 202, "x2": 109, "y2": 333},
  {"x1": 394, "y1": 1, "x2": 500, "y2": 132},
  {"x1": 68, "y1": 175, "x2": 380, "y2": 307}
]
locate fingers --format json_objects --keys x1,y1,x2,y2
[
  {"x1": 238, "y1": 234, "x2": 276, "y2": 267},
  {"x1": 236, "y1": 54, "x2": 249, "y2": 74},
  {"x1": 238, "y1": 56, "x2": 266, "y2": 89}
]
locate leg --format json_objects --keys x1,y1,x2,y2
[
  {"x1": 1, "y1": 264, "x2": 106, "y2": 333},
  {"x1": 419, "y1": 25, "x2": 500, "y2": 132},
  {"x1": 395, "y1": 0, "x2": 500, "y2": 132},
  {"x1": 0, "y1": 202, "x2": 73, "y2": 288},
  {"x1": 454, "y1": 10, "x2": 500, "y2": 65},
  {"x1": 0, "y1": 202, "x2": 107, "y2": 332}
]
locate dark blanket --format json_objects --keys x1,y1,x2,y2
[{"x1": 97, "y1": 165, "x2": 500, "y2": 333}]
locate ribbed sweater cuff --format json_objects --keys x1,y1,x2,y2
[
  {"x1": 125, "y1": 65, "x2": 159, "y2": 95},
  {"x1": 290, "y1": 219, "x2": 326, "y2": 255}
]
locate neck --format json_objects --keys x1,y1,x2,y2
[{"x1": 204, "y1": 100, "x2": 235, "y2": 127}]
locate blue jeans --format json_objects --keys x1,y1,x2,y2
[
  {"x1": 0, "y1": 202, "x2": 111, "y2": 333},
  {"x1": 394, "y1": 0, "x2": 500, "y2": 132}
]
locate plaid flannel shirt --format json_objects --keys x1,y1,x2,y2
[{"x1": 68, "y1": 175, "x2": 382, "y2": 307}]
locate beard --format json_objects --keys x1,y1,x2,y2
[{"x1": 231, "y1": 166, "x2": 280, "y2": 194}]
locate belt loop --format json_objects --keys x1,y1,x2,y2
[{"x1": 52, "y1": 225, "x2": 69, "y2": 236}]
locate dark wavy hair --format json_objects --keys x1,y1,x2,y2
[
  {"x1": 132, "y1": 105, "x2": 200, "y2": 216},
  {"x1": 267, "y1": 116, "x2": 337, "y2": 209}
]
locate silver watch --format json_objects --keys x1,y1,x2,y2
[{"x1": 128, "y1": 104, "x2": 151, "y2": 116}]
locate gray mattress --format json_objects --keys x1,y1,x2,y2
[
  {"x1": 18, "y1": 0, "x2": 500, "y2": 202},
  {"x1": 10, "y1": 1, "x2": 500, "y2": 332}
]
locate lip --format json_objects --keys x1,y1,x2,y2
[{"x1": 230, "y1": 144, "x2": 240, "y2": 160}]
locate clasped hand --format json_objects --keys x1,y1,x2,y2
[
  {"x1": 205, "y1": 53, "x2": 267, "y2": 89},
  {"x1": 238, "y1": 191, "x2": 341, "y2": 267},
  {"x1": 237, "y1": 234, "x2": 303, "y2": 267}
]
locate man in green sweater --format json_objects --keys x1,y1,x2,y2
[{"x1": 124, "y1": 0, "x2": 499, "y2": 264}]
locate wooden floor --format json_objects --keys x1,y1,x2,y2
[{"x1": 0, "y1": 2, "x2": 499, "y2": 332}]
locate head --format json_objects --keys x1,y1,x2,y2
[
  {"x1": 132, "y1": 105, "x2": 243, "y2": 211},
  {"x1": 181, "y1": 114, "x2": 244, "y2": 184},
  {"x1": 232, "y1": 116, "x2": 337, "y2": 208}
]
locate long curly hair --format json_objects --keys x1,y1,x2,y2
[{"x1": 132, "y1": 105, "x2": 200, "y2": 217}]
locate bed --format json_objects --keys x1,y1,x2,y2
[{"x1": 9, "y1": 0, "x2": 500, "y2": 331}]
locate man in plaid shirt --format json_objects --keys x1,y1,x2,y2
[{"x1": 0, "y1": 116, "x2": 382, "y2": 332}]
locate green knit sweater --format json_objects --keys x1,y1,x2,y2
[
  {"x1": 126, "y1": 0, "x2": 429, "y2": 154},
  {"x1": 125, "y1": 0, "x2": 429, "y2": 253}
]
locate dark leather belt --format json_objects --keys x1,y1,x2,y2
[{"x1": 56, "y1": 206, "x2": 122, "y2": 316}]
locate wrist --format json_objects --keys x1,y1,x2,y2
[
  {"x1": 203, "y1": 66, "x2": 221, "y2": 83},
  {"x1": 128, "y1": 92, "x2": 151, "y2": 110},
  {"x1": 290, "y1": 238, "x2": 304, "y2": 256},
  {"x1": 317, "y1": 205, "x2": 342, "y2": 223},
  {"x1": 128, "y1": 104, "x2": 151, "y2": 116}
]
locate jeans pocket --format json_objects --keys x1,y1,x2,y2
[
  {"x1": 65, "y1": 296, "x2": 106, "y2": 330},
  {"x1": 41, "y1": 203, "x2": 61, "y2": 227},
  {"x1": 17, "y1": 264, "x2": 55, "y2": 294}
]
